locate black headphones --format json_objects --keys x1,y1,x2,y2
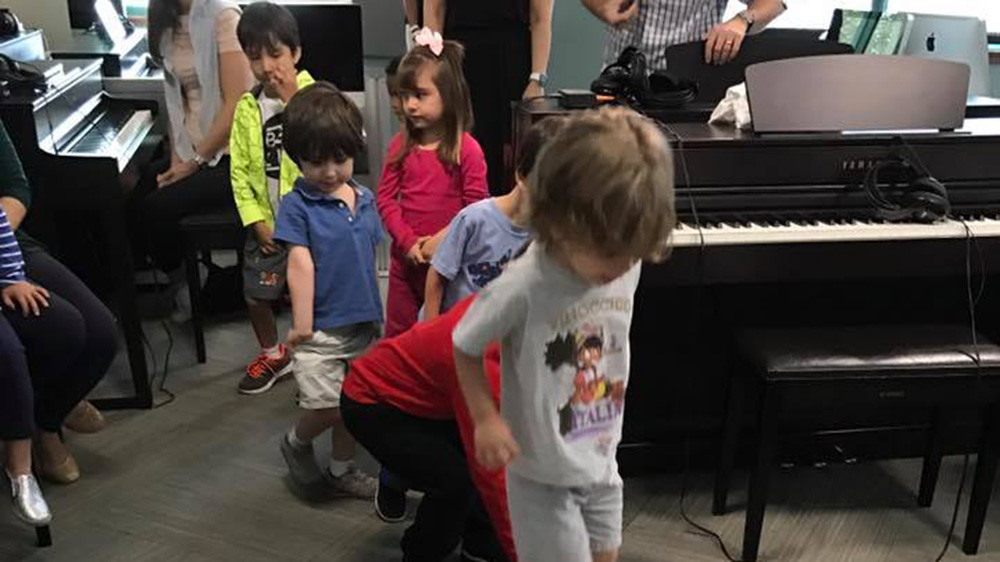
[
  {"x1": 0, "y1": 9, "x2": 21, "y2": 38},
  {"x1": 591, "y1": 47, "x2": 697, "y2": 109},
  {"x1": 862, "y1": 154, "x2": 950, "y2": 224}
]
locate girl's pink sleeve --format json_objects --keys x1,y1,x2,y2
[
  {"x1": 459, "y1": 134, "x2": 490, "y2": 206},
  {"x1": 377, "y1": 137, "x2": 420, "y2": 255}
]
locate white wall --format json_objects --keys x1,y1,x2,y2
[{"x1": 6, "y1": 0, "x2": 73, "y2": 50}]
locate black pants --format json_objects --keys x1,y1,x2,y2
[
  {"x1": 341, "y1": 395, "x2": 508, "y2": 562},
  {"x1": 0, "y1": 249, "x2": 118, "y2": 440},
  {"x1": 450, "y1": 25, "x2": 531, "y2": 196},
  {"x1": 131, "y1": 154, "x2": 234, "y2": 272}
]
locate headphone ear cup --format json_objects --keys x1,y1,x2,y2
[
  {"x1": 911, "y1": 176, "x2": 948, "y2": 200},
  {"x1": 899, "y1": 189, "x2": 949, "y2": 223}
]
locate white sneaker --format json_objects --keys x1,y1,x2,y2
[{"x1": 327, "y1": 467, "x2": 377, "y2": 499}]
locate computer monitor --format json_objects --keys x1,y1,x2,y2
[{"x1": 900, "y1": 13, "x2": 989, "y2": 96}]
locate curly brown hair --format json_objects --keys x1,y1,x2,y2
[{"x1": 526, "y1": 107, "x2": 677, "y2": 262}]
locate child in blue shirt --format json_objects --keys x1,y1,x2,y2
[
  {"x1": 273, "y1": 82, "x2": 382, "y2": 498},
  {"x1": 422, "y1": 117, "x2": 568, "y2": 320}
]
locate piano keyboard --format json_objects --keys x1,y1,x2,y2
[
  {"x1": 673, "y1": 217, "x2": 1000, "y2": 247},
  {"x1": 67, "y1": 109, "x2": 154, "y2": 172}
]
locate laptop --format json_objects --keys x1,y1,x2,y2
[{"x1": 899, "y1": 13, "x2": 989, "y2": 96}]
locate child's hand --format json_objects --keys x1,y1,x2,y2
[
  {"x1": 419, "y1": 236, "x2": 439, "y2": 261},
  {"x1": 156, "y1": 159, "x2": 199, "y2": 188},
  {"x1": 287, "y1": 327, "x2": 313, "y2": 347},
  {"x1": 406, "y1": 237, "x2": 430, "y2": 265},
  {"x1": 2, "y1": 282, "x2": 50, "y2": 317},
  {"x1": 474, "y1": 416, "x2": 520, "y2": 470},
  {"x1": 269, "y1": 62, "x2": 300, "y2": 103},
  {"x1": 252, "y1": 222, "x2": 280, "y2": 256}
]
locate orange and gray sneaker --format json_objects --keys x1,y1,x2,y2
[{"x1": 238, "y1": 345, "x2": 293, "y2": 395}]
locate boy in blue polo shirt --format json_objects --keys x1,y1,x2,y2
[{"x1": 273, "y1": 82, "x2": 382, "y2": 499}]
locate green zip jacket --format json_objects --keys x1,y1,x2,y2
[{"x1": 230, "y1": 70, "x2": 314, "y2": 229}]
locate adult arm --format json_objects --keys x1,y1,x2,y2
[
  {"x1": 423, "y1": 0, "x2": 445, "y2": 33},
  {"x1": 705, "y1": 0, "x2": 786, "y2": 65},
  {"x1": 524, "y1": 0, "x2": 555, "y2": 99},
  {"x1": 579, "y1": 0, "x2": 638, "y2": 26},
  {"x1": 0, "y1": 121, "x2": 32, "y2": 230},
  {"x1": 403, "y1": 0, "x2": 419, "y2": 25},
  {"x1": 198, "y1": 50, "x2": 252, "y2": 160}
]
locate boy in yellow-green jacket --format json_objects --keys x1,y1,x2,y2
[{"x1": 231, "y1": 1, "x2": 314, "y2": 394}]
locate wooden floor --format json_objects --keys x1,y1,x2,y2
[{"x1": 4, "y1": 314, "x2": 1000, "y2": 562}]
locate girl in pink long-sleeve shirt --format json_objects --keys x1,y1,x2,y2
[{"x1": 377, "y1": 34, "x2": 488, "y2": 337}]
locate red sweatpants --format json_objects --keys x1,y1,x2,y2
[{"x1": 385, "y1": 257, "x2": 429, "y2": 337}]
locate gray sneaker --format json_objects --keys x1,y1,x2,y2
[
  {"x1": 327, "y1": 467, "x2": 377, "y2": 499},
  {"x1": 280, "y1": 435, "x2": 324, "y2": 486}
]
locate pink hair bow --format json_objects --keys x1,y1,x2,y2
[{"x1": 414, "y1": 26, "x2": 444, "y2": 57}]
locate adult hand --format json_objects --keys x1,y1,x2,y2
[
  {"x1": 156, "y1": 159, "x2": 200, "y2": 188},
  {"x1": 407, "y1": 236, "x2": 430, "y2": 265},
  {"x1": 252, "y1": 222, "x2": 280, "y2": 256},
  {"x1": 581, "y1": 0, "x2": 638, "y2": 27},
  {"x1": 704, "y1": 18, "x2": 748, "y2": 65},
  {"x1": 2, "y1": 282, "x2": 50, "y2": 317},
  {"x1": 474, "y1": 416, "x2": 520, "y2": 470},
  {"x1": 287, "y1": 326, "x2": 313, "y2": 347},
  {"x1": 523, "y1": 80, "x2": 544, "y2": 100}
]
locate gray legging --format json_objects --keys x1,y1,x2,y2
[{"x1": 0, "y1": 248, "x2": 117, "y2": 439}]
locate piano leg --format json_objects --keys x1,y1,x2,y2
[
  {"x1": 963, "y1": 403, "x2": 1000, "y2": 554},
  {"x1": 89, "y1": 200, "x2": 152, "y2": 411}
]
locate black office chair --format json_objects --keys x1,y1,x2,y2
[{"x1": 179, "y1": 210, "x2": 245, "y2": 363}]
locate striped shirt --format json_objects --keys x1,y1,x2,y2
[
  {"x1": 0, "y1": 206, "x2": 25, "y2": 285},
  {"x1": 605, "y1": 0, "x2": 746, "y2": 71}
]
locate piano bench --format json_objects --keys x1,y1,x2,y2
[
  {"x1": 180, "y1": 211, "x2": 245, "y2": 364},
  {"x1": 713, "y1": 325, "x2": 1000, "y2": 562}
]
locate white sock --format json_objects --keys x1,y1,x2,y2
[
  {"x1": 263, "y1": 344, "x2": 282, "y2": 359},
  {"x1": 328, "y1": 459, "x2": 353, "y2": 478},
  {"x1": 286, "y1": 428, "x2": 308, "y2": 450}
]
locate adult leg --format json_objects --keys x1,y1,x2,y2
[
  {"x1": 3, "y1": 292, "x2": 87, "y2": 434},
  {"x1": 342, "y1": 396, "x2": 501, "y2": 561},
  {"x1": 141, "y1": 158, "x2": 234, "y2": 272},
  {"x1": 0, "y1": 315, "x2": 34, "y2": 446},
  {"x1": 22, "y1": 250, "x2": 118, "y2": 410},
  {"x1": 456, "y1": 30, "x2": 507, "y2": 195}
]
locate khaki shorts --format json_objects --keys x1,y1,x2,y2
[{"x1": 293, "y1": 322, "x2": 380, "y2": 410}]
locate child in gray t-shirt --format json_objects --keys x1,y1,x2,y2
[
  {"x1": 423, "y1": 118, "x2": 567, "y2": 320},
  {"x1": 453, "y1": 108, "x2": 677, "y2": 562}
]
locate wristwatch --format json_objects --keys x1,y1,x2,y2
[
  {"x1": 529, "y1": 71, "x2": 549, "y2": 88},
  {"x1": 735, "y1": 9, "x2": 755, "y2": 32}
]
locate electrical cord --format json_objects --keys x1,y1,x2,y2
[{"x1": 659, "y1": 122, "x2": 741, "y2": 559}]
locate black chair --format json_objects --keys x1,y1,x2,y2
[
  {"x1": 179, "y1": 210, "x2": 245, "y2": 363},
  {"x1": 714, "y1": 325, "x2": 1000, "y2": 562}
]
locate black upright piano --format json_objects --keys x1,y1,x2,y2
[
  {"x1": 516, "y1": 99, "x2": 1000, "y2": 470},
  {"x1": 0, "y1": 57, "x2": 159, "y2": 409}
]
